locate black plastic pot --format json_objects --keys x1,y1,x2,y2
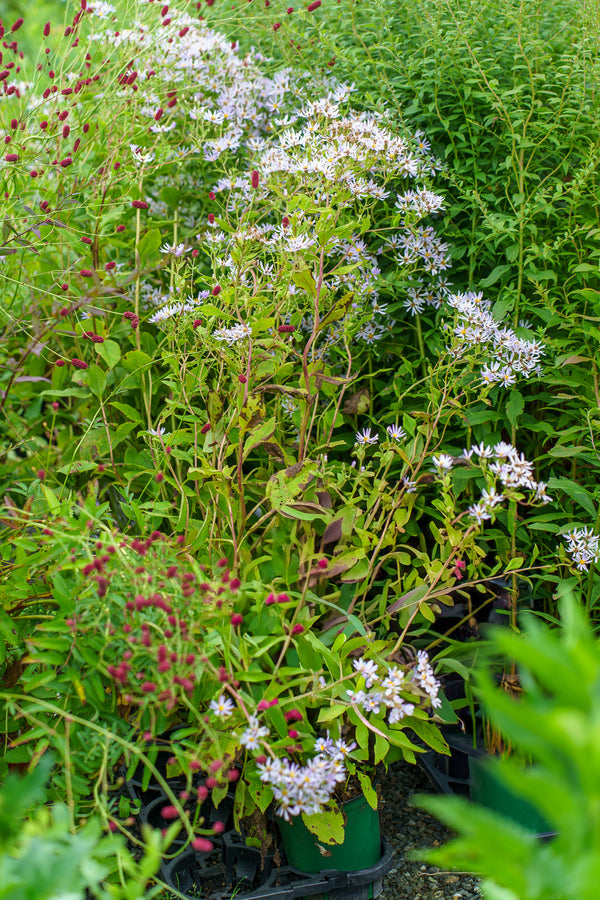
[
  {"x1": 417, "y1": 725, "x2": 554, "y2": 837},
  {"x1": 161, "y1": 834, "x2": 395, "y2": 900},
  {"x1": 139, "y1": 789, "x2": 236, "y2": 851}
]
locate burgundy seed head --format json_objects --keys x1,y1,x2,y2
[{"x1": 192, "y1": 837, "x2": 213, "y2": 852}]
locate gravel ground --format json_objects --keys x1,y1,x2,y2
[{"x1": 375, "y1": 760, "x2": 482, "y2": 900}]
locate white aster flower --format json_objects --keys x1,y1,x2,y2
[
  {"x1": 355, "y1": 427, "x2": 378, "y2": 446},
  {"x1": 210, "y1": 694, "x2": 235, "y2": 718}
]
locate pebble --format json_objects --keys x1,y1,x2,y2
[{"x1": 375, "y1": 758, "x2": 481, "y2": 900}]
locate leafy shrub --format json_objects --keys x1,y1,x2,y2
[{"x1": 417, "y1": 597, "x2": 600, "y2": 899}]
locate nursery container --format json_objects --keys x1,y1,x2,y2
[
  {"x1": 418, "y1": 725, "x2": 553, "y2": 836},
  {"x1": 468, "y1": 754, "x2": 552, "y2": 836},
  {"x1": 276, "y1": 793, "x2": 381, "y2": 875},
  {"x1": 161, "y1": 831, "x2": 395, "y2": 900}
]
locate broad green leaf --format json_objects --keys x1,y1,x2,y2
[
  {"x1": 96, "y1": 339, "x2": 121, "y2": 370},
  {"x1": 317, "y1": 704, "x2": 347, "y2": 724},
  {"x1": 547, "y1": 477, "x2": 596, "y2": 517},
  {"x1": 244, "y1": 417, "x2": 276, "y2": 455},
  {"x1": 87, "y1": 364, "x2": 106, "y2": 398},
  {"x1": 505, "y1": 390, "x2": 524, "y2": 428},
  {"x1": 301, "y1": 804, "x2": 345, "y2": 845},
  {"x1": 137, "y1": 227, "x2": 162, "y2": 265}
]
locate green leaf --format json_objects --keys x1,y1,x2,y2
[
  {"x1": 357, "y1": 772, "x2": 378, "y2": 809},
  {"x1": 320, "y1": 293, "x2": 354, "y2": 330},
  {"x1": 317, "y1": 704, "x2": 347, "y2": 724},
  {"x1": 505, "y1": 390, "x2": 524, "y2": 428},
  {"x1": 547, "y1": 477, "x2": 597, "y2": 517},
  {"x1": 340, "y1": 556, "x2": 370, "y2": 583},
  {"x1": 480, "y1": 264, "x2": 512, "y2": 288},
  {"x1": 278, "y1": 503, "x2": 329, "y2": 522},
  {"x1": 244, "y1": 417, "x2": 276, "y2": 455},
  {"x1": 110, "y1": 401, "x2": 143, "y2": 424},
  {"x1": 138, "y1": 227, "x2": 162, "y2": 266},
  {"x1": 96, "y1": 339, "x2": 121, "y2": 370},
  {"x1": 301, "y1": 804, "x2": 345, "y2": 845},
  {"x1": 122, "y1": 350, "x2": 153, "y2": 374},
  {"x1": 505, "y1": 557, "x2": 524, "y2": 572},
  {"x1": 87, "y1": 364, "x2": 106, "y2": 398},
  {"x1": 292, "y1": 266, "x2": 316, "y2": 297},
  {"x1": 41, "y1": 485, "x2": 61, "y2": 514},
  {"x1": 57, "y1": 460, "x2": 99, "y2": 475},
  {"x1": 197, "y1": 303, "x2": 233, "y2": 319}
]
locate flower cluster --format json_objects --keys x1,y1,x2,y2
[
  {"x1": 257, "y1": 740, "x2": 351, "y2": 820},
  {"x1": 458, "y1": 442, "x2": 552, "y2": 523},
  {"x1": 447, "y1": 291, "x2": 544, "y2": 386},
  {"x1": 355, "y1": 424, "x2": 406, "y2": 446},
  {"x1": 563, "y1": 527, "x2": 600, "y2": 572},
  {"x1": 347, "y1": 652, "x2": 442, "y2": 724},
  {"x1": 212, "y1": 322, "x2": 252, "y2": 346}
]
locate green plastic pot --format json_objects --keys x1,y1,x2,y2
[
  {"x1": 277, "y1": 794, "x2": 381, "y2": 875},
  {"x1": 469, "y1": 756, "x2": 552, "y2": 834}
]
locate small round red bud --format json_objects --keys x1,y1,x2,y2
[{"x1": 192, "y1": 837, "x2": 213, "y2": 852}]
